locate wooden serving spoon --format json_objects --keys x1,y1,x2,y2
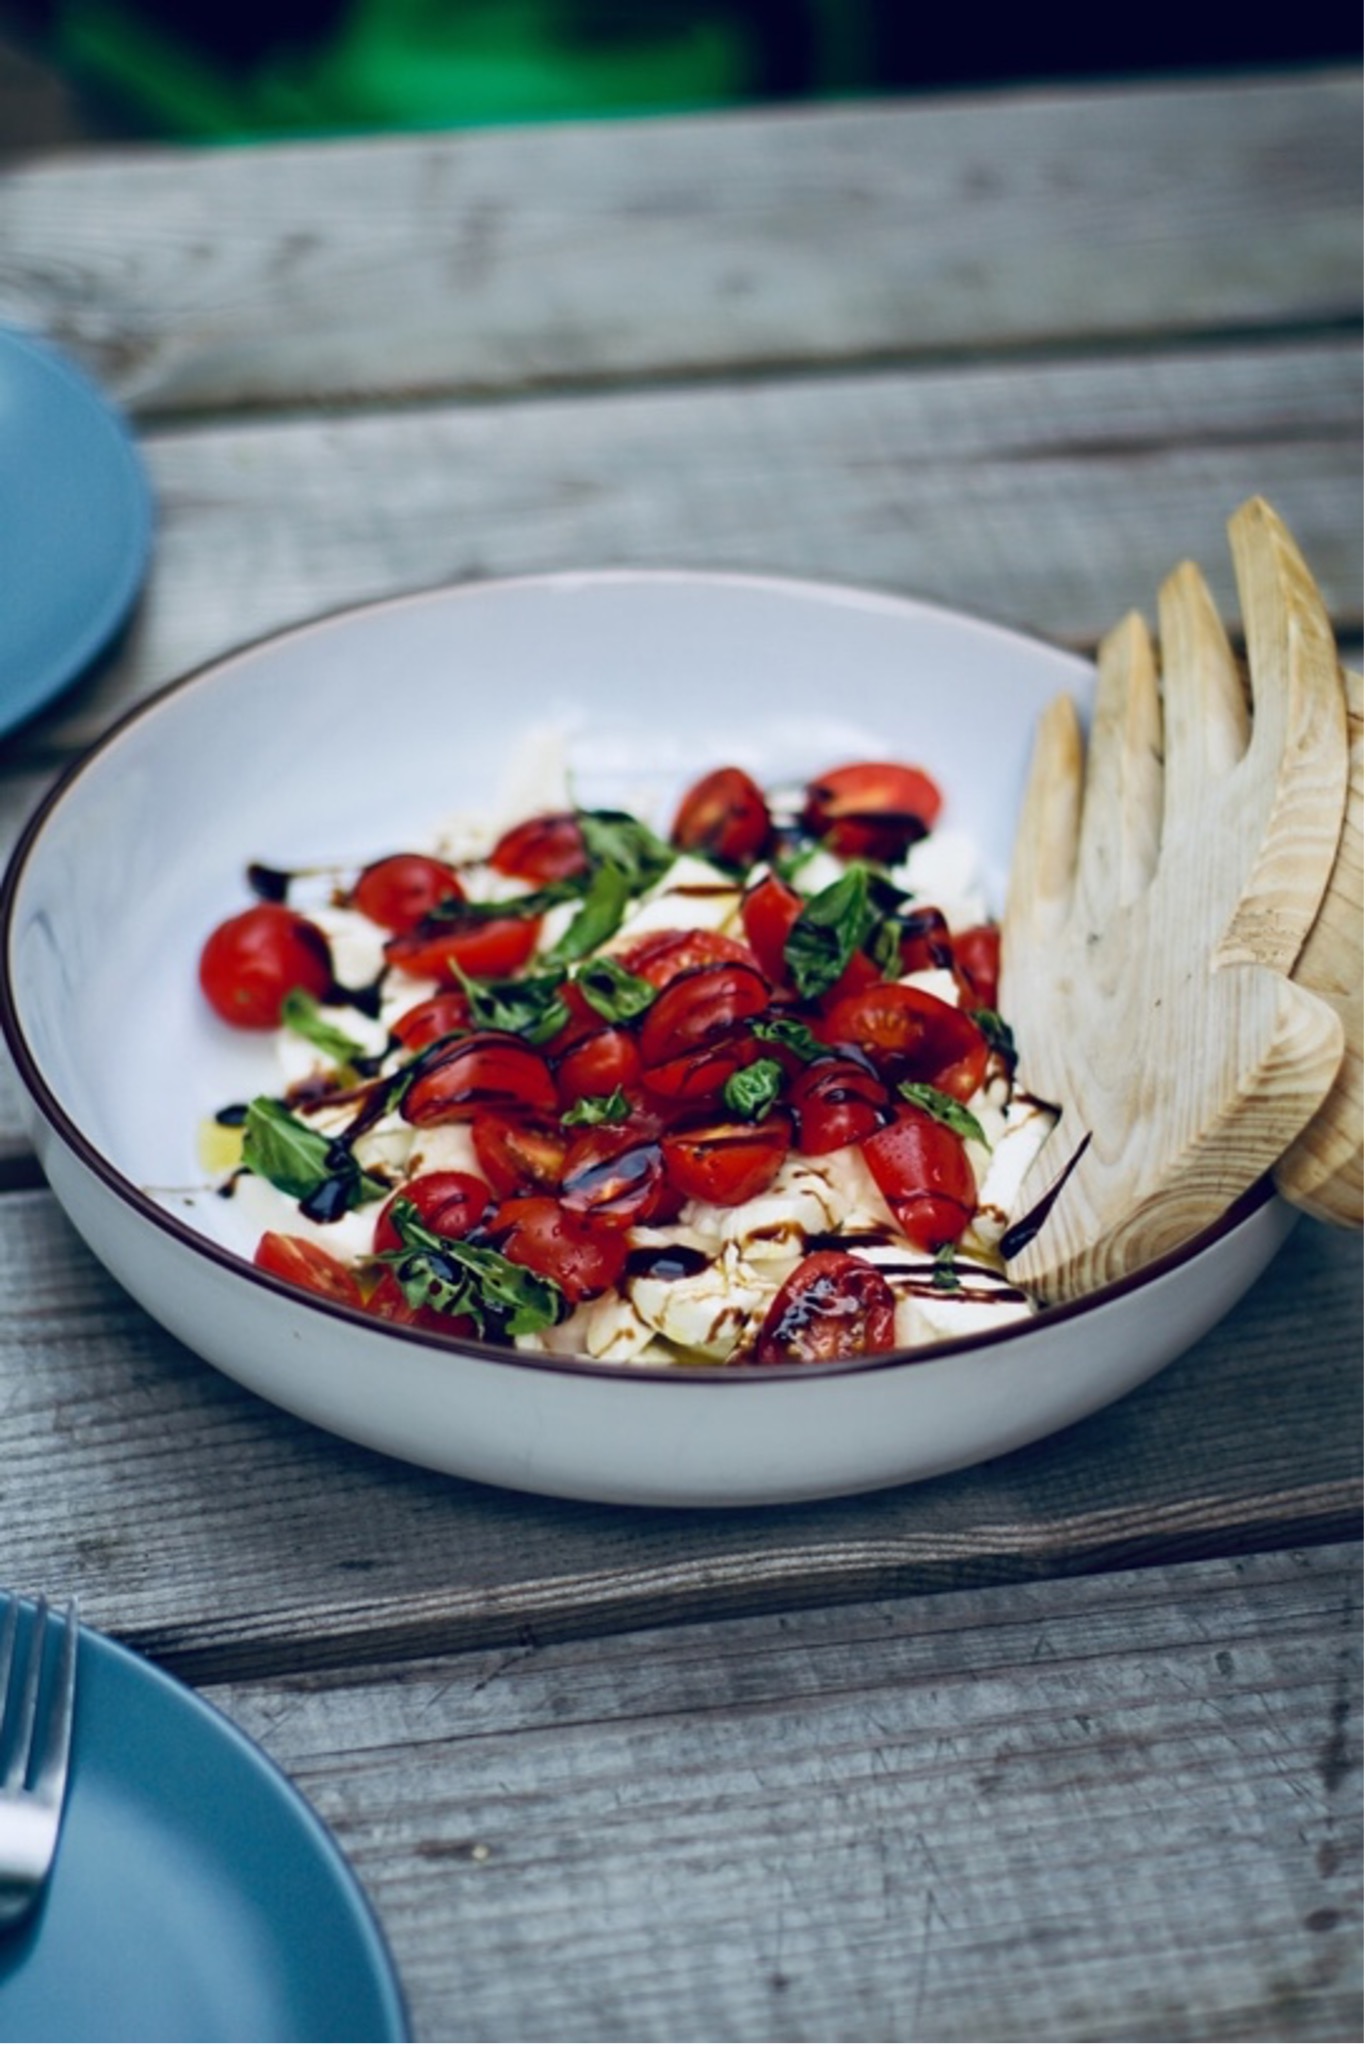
[{"x1": 998, "y1": 498, "x2": 1351, "y2": 1303}]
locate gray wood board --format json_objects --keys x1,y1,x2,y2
[
  {"x1": 203, "y1": 1543, "x2": 1362, "y2": 2043},
  {"x1": 2, "y1": 1186, "x2": 1358, "y2": 1680},
  {"x1": 0, "y1": 337, "x2": 1358, "y2": 774},
  {"x1": 0, "y1": 75, "x2": 1359, "y2": 412}
]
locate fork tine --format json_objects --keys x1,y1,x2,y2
[
  {"x1": 2, "y1": 1597, "x2": 47, "y2": 1793},
  {"x1": 1076, "y1": 610, "x2": 1163, "y2": 923},
  {"x1": 31, "y1": 1601, "x2": 78, "y2": 1803}
]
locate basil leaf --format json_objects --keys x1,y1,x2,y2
[
  {"x1": 869, "y1": 916, "x2": 905, "y2": 981},
  {"x1": 578, "y1": 809, "x2": 675, "y2": 894},
  {"x1": 783, "y1": 866, "x2": 873, "y2": 1000},
  {"x1": 241, "y1": 1097, "x2": 387, "y2": 1212},
  {"x1": 380, "y1": 1200, "x2": 565, "y2": 1337},
  {"x1": 542, "y1": 861, "x2": 631, "y2": 966},
  {"x1": 898, "y1": 1082, "x2": 988, "y2": 1149},
  {"x1": 561, "y1": 1087, "x2": 632, "y2": 1128},
  {"x1": 280, "y1": 987, "x2": 368, "y2": 1066},
  {"x1": 752, "y1": 1013, "x2": 827, "y2": 1065},
  {"x1": 420, "y1": 876, "x2": 583, "y2": 926},
  {"x1": 722, "y1": 1058, "x2": 785, "y2": 1121},
  {"x1": 932, "y1": 1243, "x2": 964, "y2": 1293},
  {"x1": 574, "y1": 956, "x2": 658, "y2": 1023},
  {"x1": 456, "y1": 967, "x2": 569, "y2": 1045},
  {"x1": 972, "y1": 1007, "x2": 1018, "y2": 1073}
]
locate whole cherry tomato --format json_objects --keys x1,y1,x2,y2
[
  {"x1": 661, "y1": 1114, "x2": 790, "y2": 1206},
  {"x1": 820, "y1": 982, "x2": 988, "y2": 1101},
  {"x1": 790, "y1": 1056, "x2": 889, "y2": 1154},
  {"x1": 861, "y1": 1106, "x2": 976, "y2": 1249},
  {"x1": 390, "y1": 990, "x2": 471, "y2": 1051},
  {"x1": 638, "y1": 962, "x2": 770, "y2": 1070},
  {"x1": 489, "y1": 812, "x2": 589, "y2": 883},
  {"x1": 614, "y1": 928, "x2": 762, "y2": 991},
  {"x1": 372, "y1": 1170, "x2": 492, "y2": 1254},
  {"x1": 384, "y1": 913, "x2": 541, "y2": 985},
  {"x1": 471, "y1": 1112, "x2": 569, "y2": 1198},
  {"x1": 740, "y1": 870, "x2": 803, "y2": 987},
  {"x1": 352, "y1": 853, "x2": 465, "y2": 933},
  {"x1": 254, "y1": 1231, "x2": 365, "y2": 1307},
  {"x1": 753, "y1": 1250, "x2": 897, "y2": 1364},
  {"x1": 555, "y1": 1025, "x2": 642, "y2": 1109},
  {"x1": 802, "y1": 761, "x2": 942, "y2": 863},
  {"x1": 953, "y1": 924, "x2": 1001, "y2": 1011},
  {"x1": 670, "y1": 766, "x2": 772, "y2": 867},
  {"x1": 491, "y1": 1196, "x2": 628, "y2": 1302},
  {"x1": 401, "y1": 1031, "x2": 558, "y2": 1124},
  {"x1": 200, "y1": 903, "x2": 333, "y2": 1029}
]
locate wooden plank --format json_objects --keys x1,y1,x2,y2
[
  {"x1": 0, "y1": 1185, "x2": 1358, "y2": 1679},
  {"x1": 0, "y1": 74, "x2": 1359, "y2": 414},
  {"x1": 0, "y1": 337, "x2": 1358, "y2": 770},
  {"x1": 201, "y1": 1545, "x2": 1362, "y2": 2043}
]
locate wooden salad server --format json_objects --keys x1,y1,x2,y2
[{"x1": 998, "y1": 498, "x2": 1353, "y2": 1303}]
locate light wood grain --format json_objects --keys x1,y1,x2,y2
[
  {"x1": 0, "y1": 75, "x2": 1358, "y2": 415},
  {"x1": 1002, "y1": 502, "x2": 1352, "y2": 1300},
  {"x1": 202, "y1": 1545, "x2": 1362, "y2": 2044}
]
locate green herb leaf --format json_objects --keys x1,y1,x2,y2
[
  {"x1": 972, "y1": 1007, "x2": 1018, "y2": 1071},
  {"x1": 898, "y1": 1082, "x2": 988, "y2": 1149},
  {"x1": 420, "y1": 876, "x2": 583, "y2": 926},
  {"x1": 541, "y1": 860, "x2": 631, "y2": 966},
  {"x1": 722, "y1": 1058, "x2": 786, "y2": 1121},
  {"x1": 578, "y1": 809, "x2": 675, "y2": 894},
  {"x1": 561, "y1": 1087, "x2": 632, "y2": 1128},
  {"x1": 379, "y1": 1199, "x2": 565, "y2": 1337},
  {"x1": 783, "y1": 865, "x2": 874, "y2": 1000},
  {"x1": 280, "y1": 988, "x2": 368, "y2": 1066},
  {"x1": 240, "y1": 1097, "x2": 387, "y2": 1212},
  {"x1": 455, "y1": 967, "x2": 570, "y2": 1045},
  {"x1": 869, "y1": 915, "x2": 905, "y2": 981},
  {"x1": 752, "y1": 1013, "x2": 828, "y2": 1065},
  {"x1": 574, "y1": 956, "x2": 659, "y2": 1023},
  {"x1": 932, "y1": 1243, "x2": 963, "y2": 1293}
]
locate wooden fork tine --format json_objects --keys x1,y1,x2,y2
[
  {"x1": 1075, "y1": 610, "x2": 1163, "y2": 922},
  {"x1": 1003, "y1": 690, "x2": 1083, "y2": 945}
]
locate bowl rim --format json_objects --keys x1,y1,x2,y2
[{"x1": 0, "y1": 566, "x2": 1280, "y2": 1389}]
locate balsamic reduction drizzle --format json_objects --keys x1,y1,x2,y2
[{"x1": 1000, "y1": 1131, "x2": 1092, "y2": 1262}]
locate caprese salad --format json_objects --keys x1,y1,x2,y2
[{"x1": 196, "y1": 755, "x2": 1054, "y2": 1365}]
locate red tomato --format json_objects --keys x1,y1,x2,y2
[
  {"x1": 897, "y1": 906, "x2": 958, "y2": 977},
  {"x1": 802, "y1": 761, "x2": 942, "y2": 862},
  {"x1": 560, "y1": 1123, "x2": 680, "y2": 1227},
  {"x1": 555, "y1": 1026, "x2": 642, "y2": 1108},
  {"x1": 741, "y1": 870, "x2": 803, "y2": 987},
  {"x1": 390, "y1": 990, "x2": 471, "y2": 1050},
  {"x1": 200, "y1": 903, "x2": 334, "y2": 1030},
  {"x1": 372, "y1": 1171, "x2": 492, "y2": 1254},
  {"x1": 862, "y1": 1106, "x2": 976, "y2": 1249},
  {"x1": 352, "y1": 853, "x2": 465, "y2": 933},
  {"x1": 384, "y1": 914, "x2": 541, "y2": 985},
  {"x1": 639, "y1": 1031, "x2": 762, "y2": 1106},
  {"x1": 953, "y1": 924, "x2": 1001, "y2": 1011},
  {"x1": 540, "y1": 980, "x2": 604, "y2": 1054},
  {"x1": 670, "y1": 766, "x2": 771, "y2": 867},
  {"x1": 254, "y1": 1231, "x2": 364, "y2": 1308},
  {"x1": 489, "y1": 812, "x2": 589, "y2": 883},
  {"x1": 753, "y1": 1251, "x2": 897, "y2": 1365},
  {"x1": 820, "y1": 983, "x2": 988, "y2": 1101},
  {"x1": 638, "y1": 963, "x2": 770, "y2": 1069},
  {"x1": 790, "y1": 1057, "x2": 889, "y2": 1154},
  {"x1": 401, "y1": 1032, "x2": 558, "y2": 1124},
  {"x1": 614, "y1": 928, "x2": 762, "y2": 990},
  {"x1": 471, "y1": 1113, "x2": 569, "y2": 1198},
  {"x1": 363, "y1": 1269, "x2": 477, "y2": 1338},
  {"x1": 491, "y1": 1197, "x2": 628, "y2": 1303},
  {"x1": 661, "y1": 1115, "x2": 790, "y2": 1206}
]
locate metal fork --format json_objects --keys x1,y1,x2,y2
[{"x1": 0, "y1": 1594, "x2": 79, "y2": 1929}]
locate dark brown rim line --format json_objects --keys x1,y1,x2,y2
[{"x1": 0, "y1": 569, "x2": 1272, "y2": 1387}]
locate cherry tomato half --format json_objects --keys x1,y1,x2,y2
[
  {"x1": 661, "y1": 1114, "x2": 790, "y2": 1207},
  {"x1": 471, "y1": 1112, "x2": 569, "y2": 1198},
  {"x1": 489, "y1": 812, "x2": 589, "y2": 884},
  {"x1": 554, "y1": 1025, "x2": 642, "y2": 1109},
  {"x1": 384, "y1": 913, "x2": 542, "y2": 985},
  {"x1": 638, "y1": 962, "x2": 771, "y2": 1070},
  {"x1": 491, "y1": 1196, "x2": 627, "y2": 1303},
  {"x1": 401, "y1": 1031, "x2": 558, "y2": 1124},
  {"x1": 753, "y1": 1250, "x2": 897, "y2": 1365},
  {"x1": 670, "y1": 766, "x2": 772, "y2": 868},
  {"x1": 790, "y1": 1056, "x2": 889, "y2": 1154},
  {"x1": 820, "y1": 982, "x2": 988, "y2": 1101},
  {"x1": 560, "y1": 1122, "x2": 680, "y2": 1228},
  {"x1": 390, "y1": 990, "x2": 471, "y2": 1051},
  {"x1": 802, "y1": 761, "x2": 942, "y2": 863},
  {"x1": 352, "y1": 853, "x2": 465, "y2": 934},
  {"x1": 200, "y1": 903, "x2": 334, "y2": 1030},
  {"x1": 953, "y1": 924, "x2": 1001, "y2": 1011},
  {"x1": 254, "y1": 1231, "x2": 365, "y2": 1308},
  {"x1": 862, "y1": 1106, "x2": 976, "y2": 1249},
  {"x1": 372, "y1": 1170, "x2": 492, "y2": 1254},
  {"x1": 362, "y1": 1270, "x2": 477, "y2": 1338},
  {"x1": 614, "y1": 927, "x2": 762, "y2": 991},
  {"x1": 740, "y1": 870, "x2": 803, "y2": 988}
]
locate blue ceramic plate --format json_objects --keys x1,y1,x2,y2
[
  {"x1": 0, "y1": 1604, "x2": 408, "y2": 2042},
  {"x1": 0, "y1": 327, "x2": 153, "y2": 739}
]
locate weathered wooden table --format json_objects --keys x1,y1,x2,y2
[{"x1": 1, "y1": 66, "x2": 1362, "y2": 2042}]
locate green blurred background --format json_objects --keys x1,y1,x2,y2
[{"x1": 0, "y1": 0, "x2": 1358, "y2": 146}]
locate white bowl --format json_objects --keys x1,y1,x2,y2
[{"x1": 0, "y1": 572, "x2": 1295, "y2": 1506}]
